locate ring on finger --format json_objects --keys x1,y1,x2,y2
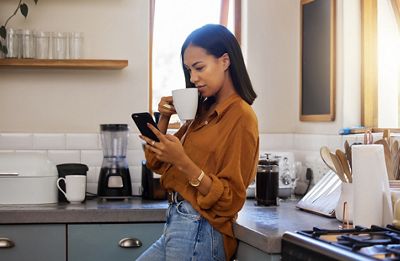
[
  {"x1": 162, "y1": 104, "x2": 173, "y2": 109},
  {"x1": 151, "y1": 140, "x2": 156, "y2": 146}
]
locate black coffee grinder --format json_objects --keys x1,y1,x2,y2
[{"x1": 98, "y1": 124, "x2": 132, "y2": 199}]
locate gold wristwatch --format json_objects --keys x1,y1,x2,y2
[{"x1": 189, "y1": 170, "x2": 205, "y2": 187}]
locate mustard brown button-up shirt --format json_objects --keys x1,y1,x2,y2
[{"x1": 145, "y1": 93, "x2": 259, "y2": 260}]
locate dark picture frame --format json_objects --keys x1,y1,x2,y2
[{"x1": 300, "y1": 0, "x2": 336, "y2": 121}]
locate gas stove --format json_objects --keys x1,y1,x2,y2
[{"x1": 282, "y1": 225, "x2": 400, "y2": 260}]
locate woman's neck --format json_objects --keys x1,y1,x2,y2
[{"x1": 214, "y1": 71, "x2": 236, "y2": 105}]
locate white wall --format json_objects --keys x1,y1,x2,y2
[
  {"x1": 0, "y1": 0, "x2": 361, "y2": 135},
  {"x1": 0, "y1": 0, "x2": 149, "y2": 133},
  {"x1": 245, "y1": 0, "x2": 361, "y2": 134},
  {"x1": 245, "y1": 0, "x2": 299, "y2": 134}
]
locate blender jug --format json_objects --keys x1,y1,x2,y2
[{"x1": 98, "y1": 124, "x2": 132, "y2": 198}]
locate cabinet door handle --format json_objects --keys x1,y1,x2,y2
[
  {"x1": 118, "y1": 238, "x2": 142, "y2": 248},
  {"x1": 0, "y1": 238, "x2": 15, "y2": 248}
]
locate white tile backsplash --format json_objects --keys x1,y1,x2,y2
[
  {"x1": 0, "y1": 133, "x2": 33, "y2": 150},
  {"x1": 66, "y1": 134, "x2": 100, "y2": 150},
  {"x1": 127, "y1": 149, "x2": 145, "y2": 166},
  {"x1": 129, "y1": 165, "x2": 142, "y2": 183},
  {"x1": 81, "y1": 150, "x2": 103, "y2": 167},
  {"x1": 48, "y1": 150, "x2": 81, "y2": 165},
  {"x1": 293, "y1": 134, "x2": 342, "y2": 151},
  {"x1": 33, "y1": 134, "x2": 66, "y2": 149},
  {"x1": 128, "y1": 132, "x2": 145, "y2": 150},
  {"x1": 87, "y1": 167, "x2": 100, "y2": 183},
  {"x1": 15, "y1": 150, "x2": 48, "y2": 156},
  {"x1": 86, "y1": 183, "x2": 97, "y2": 194},
  {"x1": 259, "y1": 133, "x2": 294, "y2": 151},
  {"x1": 0, "y1": 131, "x2": 365, "y2": 196}
]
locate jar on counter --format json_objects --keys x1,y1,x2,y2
[
  {"x1": 52, "y1": 32, "x2": 68, "y2": 59},
  {"x1": 20, "y1": 29, "x2": 35, "y2": 58},
  {"x1": 34, "y1": 31, "x2": 50, "y2": 59},
  {"x1": 255, "y1": 164, "x2": 279, "y2": 206},
  {"x1": 69, "y1": 32, "x2": 84, "y2": 59},
  {"x1": 6, "y1": 28, "x2": 20, "y2": 58}
]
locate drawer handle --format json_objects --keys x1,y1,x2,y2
[
  {"x1": 118, "y1": 238, "x2": 142, "y2": 248},
  {"x1": 0, "y1": 172, "x2": 19, "y2": 176},
  {"x1": 0, "y1": 238, "x2": 15, "y2": 248}
]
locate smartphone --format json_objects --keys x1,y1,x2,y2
[{"x1": 131, "y1": 112, "x2": 160, "y2": 142}]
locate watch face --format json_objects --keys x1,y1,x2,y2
[
  {"x1": 189, "y1": 179, "x2": 200, "y2": 187},
  {"x1": 189, "y1": 171, "x2": 205, "y2": 187}
]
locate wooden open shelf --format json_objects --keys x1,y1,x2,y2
[{"x1": 0, "y1": 59, "x2": 128, "y2": 70}]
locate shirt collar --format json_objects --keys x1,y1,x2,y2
[{"x1": 213, "y1": 93, "x2": 242, "y2": 120}]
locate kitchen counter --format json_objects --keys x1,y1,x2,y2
[
  {"x1": 235, "y1": 199, "x2": 340, "y2": 253},
  {"x1": 0, "y1": 198, "x2": 167, "y2": 223},
  {"x1": 0, "y1": 197, "x2": 341, "y2": 254}
]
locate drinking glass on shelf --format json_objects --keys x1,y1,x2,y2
[
  {"x1": 6, "y1": 28, "x2": 20, "y2": 58},
  {"x1": 34, "y1": 31, "x2": 50, "y2": 59},
  {"x1": 52, "y1": 32, "x2": 68, "y2": 59},
  {"x1": 69, "y1": 32, "x2": 84, "y2": 59},
  {"x1": 20, "y1": 29, "x2": 35, "y2": 58}
]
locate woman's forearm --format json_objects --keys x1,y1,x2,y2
[
  {"x1": 177, "y1": 155, "x2": 211, "y2": 196},
  {"x1": 157, "y1": 114, "x2": 170, "y2": 134}
]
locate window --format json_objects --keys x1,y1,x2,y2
[
  {"x1": 149, "y1": 0, "x2": 241, "y2": 125},
  {"x1": 377, "y1": 0, "x2": 400, "y2": 127},
  {"x1": 362, "y1": 0, "x2": 400, "y2": 128}
]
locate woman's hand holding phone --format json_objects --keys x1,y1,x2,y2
[
  {"x1": 140, "y1": 123, "x2": 187, "y2": 166},
  {"x1": 131, "y1": 112, "x2": 160, "y2": 142}
]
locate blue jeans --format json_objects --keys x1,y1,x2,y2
[{"x1": 136, "y1": 201, "x2": 226, "y2": 261}]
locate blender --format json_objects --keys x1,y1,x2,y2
[{"x1": 97, "y1": 124, "x2": 132, "y2": 198}]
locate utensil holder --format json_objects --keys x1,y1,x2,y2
[{"x1": 335, "y1": 182, "x2": 353, "y2": 223}]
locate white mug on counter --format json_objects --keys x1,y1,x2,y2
[
  {"x1": 172, "y1": 88, "x2": 198, "y2": 121},
  {"x1": 57, "y1": 175, "x2": 86, "y2": 204}
]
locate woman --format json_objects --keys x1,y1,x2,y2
[{"x1": 137, "y1": 24, "x2": 259, "y2": 261}]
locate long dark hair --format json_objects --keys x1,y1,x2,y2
[{"x1": 180, "y1": 24, "x2": 257, "y2": 105}]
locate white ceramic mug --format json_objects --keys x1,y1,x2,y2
[
  {"x1": 172, "y1": 88, "x2": 198, "y2": 121},
  {"x1": 57, "y1": 175, "x2": 86, "y2": 204}
]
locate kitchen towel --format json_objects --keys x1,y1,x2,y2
[{"x1": 352, "y1": 144, "x2": 393, "y2": 227}]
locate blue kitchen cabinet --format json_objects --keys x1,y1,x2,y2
[
  {"x1": 68, "y1": 223, "x2": 164, "y2": 261},
  {"x1": 0, "y1": 224, "x2": 66, "y2": 261},
  {"x1": 235, "y1": 241, "x2": 280, "y2": 261}
]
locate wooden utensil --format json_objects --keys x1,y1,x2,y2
[
  {"x1": 329, "y1": 152, "x2": 348, "y2": 183},
  {"x1": 375, "y1": 139, "x2": 395, "y2": 180},
  {"x1": 392, "y1": 150, "x2": 400, "y2": 180},
  {"x1": 320, "y1": 146, "x2": 336, "y2": 172},
  {"x1": 392, "y1": 140, "x2": 399, "y2": 160},
  {"x1": 336, "y1": 149, "x2": 352, "y2": 183},
  {"x1": 344, "y1": 140, "x2": 352, "y2": 169},
  {"x1": 384, "y1": 129, "x2": 391, "y2": 145},
  {"x1": 320, "y1": 146, "x2": 347, "y2": 182}
]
